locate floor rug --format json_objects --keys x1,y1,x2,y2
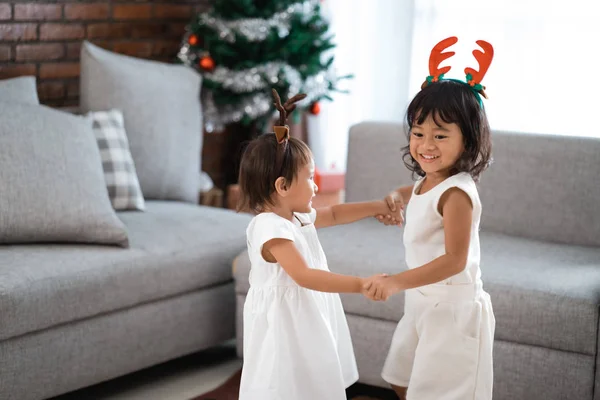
[{"x1": 189, "y1": 368, "x2": 398, "y2": 400}]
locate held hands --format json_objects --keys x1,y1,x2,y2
[
  {"x1": 363, "y1": 274, "x2": 401, "y2": 301},
  {"x1": 375, "y1": 191, "x2": 404, "y2": 227},
  {"x1": 361, "y1": 274, "x2": 388, "y2": 301}
]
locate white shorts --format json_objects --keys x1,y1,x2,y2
[{"x1": 382, "y1": 284, "x2": 495, "y2": 400}]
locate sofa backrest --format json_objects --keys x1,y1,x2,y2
[
  {"x1": 345, "y1": 122, "x2": 600, "y2": 247},
  {"x1": 346, "y1": 122, "x2": 412, "y2": 202}
]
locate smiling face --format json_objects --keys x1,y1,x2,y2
[
  {"x1": 285, "y1": 158, "x2": 318, "y2": 213},
  {"x1": 403, "y1": 80, "x2": 493, "y2": 181},
  {"x1": 409, "y1": 112, "x2": 464, "y2": 178}
]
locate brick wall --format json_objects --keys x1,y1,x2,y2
[{"x1": 0, "y1": 0, "x2": 210, "y2": 107}]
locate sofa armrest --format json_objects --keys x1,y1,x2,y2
[{"x1": 345, "y1": 122, "x2": 413, "y2": 203}]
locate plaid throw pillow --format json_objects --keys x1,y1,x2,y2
[{"x1": 87, "y1": 109, "x2": 145, "y2": 211}]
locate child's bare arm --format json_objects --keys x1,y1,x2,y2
[
  {"x1": 265, "y1": 238, "x2": 364, "y2": 293},
  {"x1": 367, "y1": 187, "x2": 473, "y2": 298},
  {"x1": 314, "y1": 200, "x2": 393, "y2": 229},
  {"x1": 394, "y1": 187, "x2": 472, "y2": 288}
]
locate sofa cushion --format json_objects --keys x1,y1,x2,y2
[
  {"x1": 233, "y1": 219, "x2": 600, "y2": 355},
  {"x1": 0, "y1": 201, "x2": 251, "y2": 342},
  {"x1": 87, "y1": 109, "x2": 145, "y2": 211},
  {"x1": 0, "y1": 103, "x2": 129, "y2": 246},
  {"x1": 80, "y1": 41, "x2": 202, "y2": 203},
  {"x1": 478, "y1": 131, "x2": 600, "y2": 247},
  {"x1": 0, "y1": 76, "x2": 39, "y2": 104}
]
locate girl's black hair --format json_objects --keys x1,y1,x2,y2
[
  {"x1": 237, "y1": 134, "x2": 312, "y2": 213},
  {"x1": 404, "y1": 80, "x2": 492, "y2": 181}
]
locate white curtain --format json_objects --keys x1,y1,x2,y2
[
  {"x1": 311, "y1": 0, "x2": 414, "y2": 171},
  {"x1": 317, "y1": 0, "x2": 599, "y2": 171},
  {"x1": 409, "y1": 0, "x2": 600, "y2": 137}
]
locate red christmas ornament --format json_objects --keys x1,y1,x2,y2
[
  {"x1": 199, "y1": 55, "x2": 215, "y2": 71},
  {"x1": 309, "y1": 102, "x2": 321, "y2": 115},
  {"x1": 314, "y1": 167, "x2": 322, "y2": 189},
  {"x1": 188, "y1": 34, "x2": 198, "y2": 46}
]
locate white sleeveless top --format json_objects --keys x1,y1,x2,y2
[{"x1": 403, "y1": 172, "x2": 482, "y2": 286}]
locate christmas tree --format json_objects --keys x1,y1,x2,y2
[{"x1": 178, "y1": 0, "x2": 348, "y2": 133}]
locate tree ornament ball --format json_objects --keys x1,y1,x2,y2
[
  {"x1": 314, "y1": 167, "x2": 322, "y2": 188},
  {"x1": 199, "y1": 55, "x2": 215, "y2": 71},
  {"x1": 310, "y1": 102, "x2": 321, "y2": 115},
  {"x1": 188, "y1": 34, "x2": 198, "y2": 46}
]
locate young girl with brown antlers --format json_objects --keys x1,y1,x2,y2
[
  {"x1": 366, "y1": 37, "x2": 496, "y2": 400},
  {"x1": 237, "y1": 90, "x2": 402, "y2": 400}
]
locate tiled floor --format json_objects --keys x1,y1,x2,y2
[{"x1": 51, "y1": 343, "x2": 242, "y2": 400}]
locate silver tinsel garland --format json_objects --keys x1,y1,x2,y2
[
  {"x1": 177, "y1": 0, "x2": 338, "y2": 131},
  {"x1": 202, "y1": 67, "x2": 335, "y2": 132},
  {"x1": 201, "y1": 62, "x2": 332, "y2": 98},
  {"x1": 203, "y1": 62, "x2": 300, "y2": 93},
  {"x1": 178, "y1": 49, "x2": 338, "y2": 131},
  {"x1": 199, "y1": 0, "x2": 318, "y2": 43}
]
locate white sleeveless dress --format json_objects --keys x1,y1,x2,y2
[{"x1": 239, "y1": 210, "x2": 358, "y2": 400}]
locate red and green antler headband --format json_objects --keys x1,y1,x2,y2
[{"x1": 421, "y1": 36, "x2": 494, "y2": 104}]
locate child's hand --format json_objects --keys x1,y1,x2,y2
[
  {"x1": 375, "y1": 192, "x2": 404, "y2": 227},
  {"x1": 363, "y1": 275, "x2": 401, "y2": 301},
  {"x1": 361, "y1": 274, "x2": 388, "y2": 301}
]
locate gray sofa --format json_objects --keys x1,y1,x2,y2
[
  {"x1": 0, "y1": 50, "x2": 253, "y2": 398},
  {"x1": 0, "y1": 202, "x2": 250, "y2": 400},
  {"x1": 234, "y1": 122, "x2": 600, "y2": 400}
]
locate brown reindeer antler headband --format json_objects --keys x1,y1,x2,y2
[
  {"x1": 271, "y1": 89, "x2": 306, "y2": 144},
  {"x1": 271, "y1": 89, "x2": 306, "y2": 178}
]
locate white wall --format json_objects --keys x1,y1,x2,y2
[{"x1": 312, "y1": 0, "x2": 415, "y2": 171}]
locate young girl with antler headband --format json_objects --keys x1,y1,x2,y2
[
  {"x1": 237, "y1": 89, "x2": 402, "y2": 400},
  {"x1": 366, "y1": 37, "x2": 496, "y2": 399}
]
